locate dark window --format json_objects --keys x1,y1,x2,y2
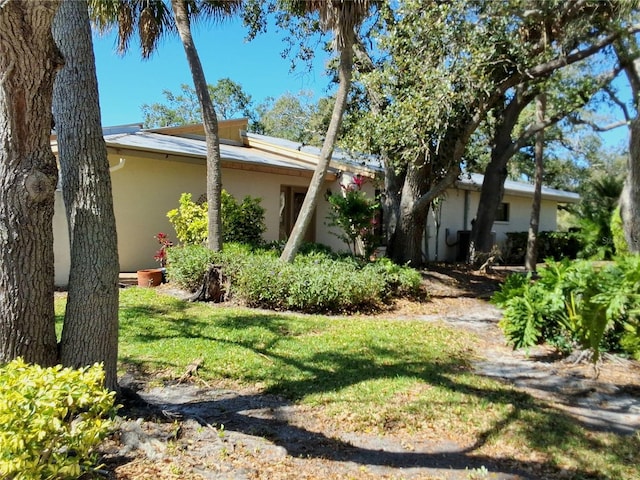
[
  {"x1": 496, "y1": 202, "x2": 510, "y2": 222},
  {"x1": 279, "y1": 186, "x2": 315, "y2": 242}
]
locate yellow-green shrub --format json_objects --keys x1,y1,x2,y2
[{"x1": 0, "y1": 359, "x2": 118, "y2": 479}]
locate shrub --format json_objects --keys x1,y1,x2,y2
[
  {"x1": 286, "y1": 254, "x2": 385, "y2": 313},
  {"x1": 493, "y1": 257, "x2": 640, "y2": 361},
  {"x1": 363, "y1": 257, "x2": 423, "y2": 299},
  {"x1": 221, "y1": 190, "x2": 266, "y2": 246},
  {"x1": 168, "y1": 244, "x2": 423, "y2": 313},
  {"x1": 167, "y1": 191, "x2": 266, "y2": 247},
  {"x1": 167, "y1": 193, "x2": 208, "y2": 246},
  {"x1": 166, "y1": 244, "x2": 218, "y2": 291},
  {"x1": 503, "y1": 231, "x2": 581, "y2": 265},
  {"x1": 326, "y1": 178, "x2": 380, "y2": 257},
  {"x1": 233, "y1": 252, "x2": 291, "y2": 310},
  {"x1": 0, "y1": 359, "x2": 117, "y2": 479}
]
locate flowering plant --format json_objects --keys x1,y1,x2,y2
[
  {"x1": 153, "y1": 232, "x2": 173, "y2": 267},
  {"x1": 326, "y1": 175, "x2": 380, "y2": 258}
]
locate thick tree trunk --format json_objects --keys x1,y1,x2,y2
[
  {"x1": 468, "y1": 90, "x2": 532, "y2": 264},
  {"x1": 381, "y1": 165, "x2": 404, "y2": 247},
  {"x1": 620, "y1": 116, "x2": 640, "y2": 252},
  {"x1": 52, "y1": 0, "x2": 120, "y2": 391},
  {"x1": 386, "y1": 162, "x2": 430, "y2": 266},
  {"x1": 172, "y1": 0, "x2": 223, "y2": 251},
  {"x1": 525, "y1": 94, "x2": 546, "y2": 272},
  {"x1": 386, "y1": 207, "x2": 429, "y2": 266},
  {"x1": 280, "y1": 32, "x2": 354, "y2": 263},
  {"x1": 0, "y1": 1, "x2": 61, "y2": 366},
  {"x1": 468, "y1": 159, "x2": 509, "y2": 264}
]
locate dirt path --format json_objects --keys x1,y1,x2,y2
[{"x1": 102, "y1": 267, "x2": 640, "y2": 479}]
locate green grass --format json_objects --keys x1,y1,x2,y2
[{"x1": 55, "y1": 288, "x2": 640, "y2": 479}]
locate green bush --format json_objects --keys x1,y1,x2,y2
[
  {"x1": 167, "y1": 193, "x2": 208, "y2": 245},
  {"x1": 221, "y1": 190, "x2": 266, "y2": 246},
  {"x1": 167, "y1": 191, "x2": 266, "y2": 247},
  {"x1": 0, "y1": 359, "x2": 117, "y2": 479},
  {"x1": 493, "y1": 257, "x2": 640, "y2": 361},
  {"x1": 363, "y1": 257, "x2": 423, "y2": 299},
  {"x1": 326, "y1": 184, "x2": 379, "y2": 258},
  {"x1": 166, "y1": 244, "x2": 218, "y2": 291},
  {"x1": 167, "y1": 243, "x2": 423, "y2": 313},
  {"x1": 503, "y1": 231, "x2": 581, "y2": 265}
]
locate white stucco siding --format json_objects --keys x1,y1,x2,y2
[
  {"x1": 111, "y1": 154, "x2": 207, "y2": 273},
  {"x1": 424, "y1": 187, "x2": 561, "y2": 262},
  {"x1": 53, "y1": 190, "x2": 71, "y2": 286},
  {"x1": 424, "y1": 188, "x2": 467, "y2": 262}
]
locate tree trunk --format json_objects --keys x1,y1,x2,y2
[
  {"x1": 280, "y1": 30, "x2": 355, "y2": 263},
  {"x1": 525, "y1": 93, "x2": 546, "y2": 272},
  {"x1": 52, "y1": 0, "x2": 120, "y2": 391},
  {"x1": 172, "y1": 0, "x2": 222, "y2": 251},
  {"x1": 620, "y1": 115, "x2": 640, "y2": 252},
  {"x1": 381, "y1": 164, "x2": 404, "y2": 247},
  {"x1": 468, "y1": 89, "x2": 532, "y2": 264},
  {"x1": 386, "y1": 162, "x2": 430, "y2": 266},
  {"x1": 468, "y1": 159, "x2": 509, "y2": 264},
  {"x1": 0, "y1": 1, "x2": 61, "y2": 366}
]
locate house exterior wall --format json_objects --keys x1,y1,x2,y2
[
  {"x1": 53, "y1": 150, "x2": 563, "y2": 286},
  {"x1": 425, "y1": 187, "x2": 559, "y2": 262},
  {"x1": 53, "y1": 154, "x2": 355, "y2": 286},
  {"x1": 53, "y1": 190, "x2": 71, "y2": 286}
]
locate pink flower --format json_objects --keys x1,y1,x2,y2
[{"x1": 352, "y1": 175, "x2": 366, "y2": 189}]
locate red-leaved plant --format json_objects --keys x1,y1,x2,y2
[{"x1": 153, "y1": 233, "x2": 173, "y2": 268}]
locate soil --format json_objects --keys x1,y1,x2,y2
[{"x1": 98, "y1": 264, "x2": 640, "y2": 480}]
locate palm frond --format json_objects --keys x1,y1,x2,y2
[
  {"x1": 287, "y1": 0, "x2": 374, "y2": 49},
  {"x1": 198, "y1": 0, "x2": 244, "y2": 21}
]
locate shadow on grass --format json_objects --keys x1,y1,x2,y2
[{"x1": 116, "y1": 298, "x2": 638, "y2": 479}]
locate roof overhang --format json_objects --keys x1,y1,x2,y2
[{"x1": 455, "y1": 173, "x2": 580, "y2": 204}]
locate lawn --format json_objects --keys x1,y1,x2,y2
[{"x1": 56, "y1": 288, "x2": 640, "y2": 479}]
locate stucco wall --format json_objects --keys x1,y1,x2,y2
[
  {"x1": 425, "y1": 187, "x2": 559, "y2": 262},
  {"x1": 53, "y1": 151, "x2": 562, "y2": 286},
  {"x1": 53, "y1": 190, "x2": 71, "y2": 286},
  {"x1": 53, "y1": 154, "x2": 354, "y2": 286}
]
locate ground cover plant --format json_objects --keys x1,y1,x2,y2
[{"x1": 52, "y1": 288, "x2": 640, "y2": 479}]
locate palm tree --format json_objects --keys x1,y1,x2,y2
[
  {"x1": 91, "y1": 0, "x2": 242, "y2": 251},
  {"x1": 280, "y1": 0, "x2": 373, "y2": 263}
]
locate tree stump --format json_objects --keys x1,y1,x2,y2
[{"x1": 188, "y1": 264, "x2": 229, "y2": 303}]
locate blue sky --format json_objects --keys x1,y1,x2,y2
[
  {"x1": 92, "y1": 17, "x2": 332, "y2": 127},
  {"x1": 91, "y1": 17, "x2": 630, "y2": 151}
]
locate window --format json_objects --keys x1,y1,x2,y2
[{"x1": 496, "y1": 202, "x2": 510, "y2": 222}]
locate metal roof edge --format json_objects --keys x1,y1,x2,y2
[{"x1": 455, "y1": 173, "x2": 580, "y2": 203}]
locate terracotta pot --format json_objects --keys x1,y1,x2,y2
[{"x1": 137, "y1": 268, "x2": 163, "y2": 287}]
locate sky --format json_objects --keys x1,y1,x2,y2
[
  {"x1": 92, "y1": 17, "x2": 332, "y2": 127},
  {"x1": 91, "y1": 16, "x2": 630, "y2": 152}
]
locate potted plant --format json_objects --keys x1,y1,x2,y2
[{"x1": 137, "y1": 233, "x2": 172, "y2": 287}]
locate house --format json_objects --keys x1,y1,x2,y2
[
  {"x1": 51, "y1": 119, "x2": 579, "y2": 286},
  {"x1": 427, "y1": 173, "x2": 579, "y2": 262}
]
